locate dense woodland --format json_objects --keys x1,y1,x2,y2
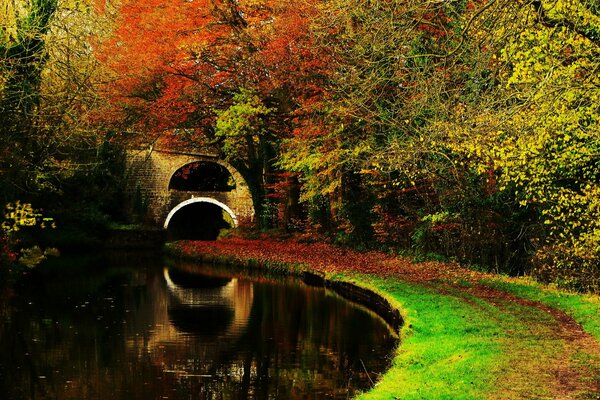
[{"x1": 1, "y1": 0, "x2": 599, "y2": 291}]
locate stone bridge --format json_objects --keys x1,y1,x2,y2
[{"x1": 125, "y1": 148, "x2": 254, "y2": 234}]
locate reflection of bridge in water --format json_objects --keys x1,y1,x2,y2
[
  {"x1": 127, "y1": 267, "x2": 254, "y2": 378},
  {"x1": 118, "y1": 262, "x2": 399, "y2": 397},
  {"x1": 163, "y1": 267, "x2": 253, "y2": 340}
]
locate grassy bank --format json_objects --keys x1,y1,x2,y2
[
  {"x1": 166, "y1": 239, "x2": 600, "y2": 399},
  {"x1": 345, "y1": 276, "x2": 504, "y2": 399},
  {"x1": 354, "y1": 274, "x2": 600, "y2": 399}
]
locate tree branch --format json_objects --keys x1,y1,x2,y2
[{"x1": 531, "y1": 0, "x2": 600, "y2": 45}]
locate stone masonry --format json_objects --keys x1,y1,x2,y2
[{"x1": 125, "y1": 148, "x2": 255, "y2": 228}]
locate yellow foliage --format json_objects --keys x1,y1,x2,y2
[
  {"x1": 2, "y1": 201, "x2": 54, "y2": 234},
  {"x1": 441, "y1": 0, "x2": 600, "y2": 290}
]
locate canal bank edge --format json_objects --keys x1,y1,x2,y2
[
  {"x1": 161, "y1": 242, "x2": 517, "y2": 399},
  {"x1": 164, "y1": 244, "x2": 404, "y2": 336}
]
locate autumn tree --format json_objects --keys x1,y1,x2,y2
[
  {"x1": 441, "y1": 0, "x2": 600, "y2": 290},
  {"x1": 94, "y1": 0, "x2": 599, "y2": 289},
  {"x1": 96, "y1": 0, "x2": 324, "y2": 227},
  {"x1": 1, "y1": 0, "x2": 59, "y2": 198},
  {"x1": 280, "y1": 0, "x2": 487, "y2": 246},
  {"x1": 282, "y1": 0, "x2": 600, "y2": 287},
  {"x1": 0, "y1": 0, "x2": 109, "y2": 199},
  {"x1": 0, "y1": 0, "x2": 126, "y2": 262}
]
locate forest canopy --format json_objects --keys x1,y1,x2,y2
[{"x1": 1, "y1": 0, "x2": 599, "y2": 291}]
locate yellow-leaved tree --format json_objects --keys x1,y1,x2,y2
[{"x1": 442, "y1": 0, "x2": 600, "y2": 291}]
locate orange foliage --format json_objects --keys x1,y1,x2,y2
[{"x1": 94, "y1": 0, "x2": 329, "y2": 148}]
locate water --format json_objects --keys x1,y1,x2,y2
[{"x1": 0, "y1": 252, "x2": 398, "y2": 399}]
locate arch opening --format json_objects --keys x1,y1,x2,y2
[
  {"x1": 169, "y1": 161, "x2": 235, "y2": 192},
  {"x1": 165, "y1": 198, "x2": 236, "y2": 241}
]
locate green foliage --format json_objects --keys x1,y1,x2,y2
[
  {"x1": 440, "y1": 0, "x2": 600, "y2": 290},
  {"x1": 0, "y1": 0, "x2": 57, "y2": 195},
  {"x1": 214, "y1": 88, "x2": 272, "y2": 162},
  {"x1": 411, "y1": 212, "x2": 456, "y2": 256},
  {"x1": 1, "y1": 0, "x2": 107, "y2": 201},
  {"x1": 213, "y1": 87, "x2": 281, "y2": 229}
]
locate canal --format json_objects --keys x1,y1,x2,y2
[{"x1": 0, "y1": 252, "x2": 397, "y2": 399}]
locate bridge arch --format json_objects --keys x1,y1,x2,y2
[
  {"x1": 164, "y1": 197, "x2": 238, "y2": 229},
  {"x1": 125, "y1": 149, "x2": 254, "y2": 228},
  {"x1": 164, "y1": 157, "x2": 245, "y2": 194},
  {"x1": 168, "y1": 161, "x2": 235, "y2": 192}
]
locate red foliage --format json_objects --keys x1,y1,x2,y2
[
  {"x1": 0, "y1": 234, "x2": 16, "y2": 263},
  {"x1": 94, "y1": 0, "x2": 328, "y2": 149},
  {"x1": 417, "y1": 10, "x2": 453, "y2": 39},
  {"x1": 264, "y1": 172, "x2": 298, "y2": 199},
  {"x1": 94, "y1": 0, "x2": 218, "y2": 135}
]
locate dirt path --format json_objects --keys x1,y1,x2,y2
[
  {"x1": 171, "y1": 238, "x2": 600, "y2": 399},
  {"x1": 442, "y1": 282, "x2": 600, "y2": 399}
]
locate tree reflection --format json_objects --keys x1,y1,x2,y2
[{"x1": 0, "y1": 256, "x2": 397, "y2": 399}]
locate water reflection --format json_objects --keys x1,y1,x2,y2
[
  {"x1": 164, "y1": 267, "x2": 253, "y2": 338},
  {"x1": 0, "y1": 253, "x2": 398, "y2": 399}
]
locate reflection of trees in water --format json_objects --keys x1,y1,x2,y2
[
  {"x1": 235, "y1": 282, "x2": 393, "y2": 398},
  {"x1": 167, "y1": 266, "x2": 395, "y2": 397},
  {"x1": 0, "y1": 260, "x2": 396, "y2": 399},
  {"x1": 0, "y1": 259, "x2": 168, "y2": 399}
]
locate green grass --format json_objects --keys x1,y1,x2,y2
[
  {"x1": 482, "y1": 277, "x2": 600, "y2": 341},
  {"x1": 333, "y1": 275, "x2": 507, "y2": 400},
  {"x1": 333, "y1": 273, "x2": 589, "y2": 400}
]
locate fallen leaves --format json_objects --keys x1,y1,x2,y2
[{"x1": 172, "y1": 237, "x2": 494, "y2": 284}]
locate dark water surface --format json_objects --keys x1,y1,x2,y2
[{"x1": 0, "y1": 253, "x2": 397, "y2": 399}]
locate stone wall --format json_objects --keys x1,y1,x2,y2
[{"x1": 125, "y1": 148, "x2": 255, "y2": 227}]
